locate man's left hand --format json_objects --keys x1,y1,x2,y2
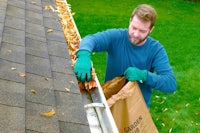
[{"x1": 124, "y1": 67, "x2": 147, "y2": 82}]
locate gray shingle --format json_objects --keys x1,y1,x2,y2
[
  {"x1": 0, "y1": 0, "x2": 90, "y2": 132},
  {"x1": 0, "y1": 104, "x2": 25, "y2": 133}
]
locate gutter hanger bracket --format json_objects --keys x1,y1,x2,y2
[{"x1": 84, "y1": 103, "x2": 105, "y2": 109}]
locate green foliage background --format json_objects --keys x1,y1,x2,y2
[{"x1": 67, "y1": 0, "x2": 200, "y2": 132}]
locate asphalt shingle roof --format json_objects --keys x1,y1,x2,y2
[{"x1": 0, "y1": 0, "x2": 90, "y2": 132}]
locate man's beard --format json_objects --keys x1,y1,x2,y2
[{"x1": 128, "y1": 34, "x2": 148, "y2": 46}]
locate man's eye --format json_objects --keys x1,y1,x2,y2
[
  {"x1": 132, "y1": 27, "x2": 137, "y2": 30},
  {"x1": 140, "y1": 30, "x2": 147, "y2": 33}
]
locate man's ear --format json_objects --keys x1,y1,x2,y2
[
  {"x1": 129, "y1": 18, "x2": 132, "y2": 23},
  {"x1": 150, "y1": 26, "x2": 155, "y2": 33}
]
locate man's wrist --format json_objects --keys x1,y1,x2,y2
[
  {"x1": 141, "y1": 69, "x2": 148, "y2": 81},
  {"x1": 76, "y1": 50, "x2": 91, "y2": 57}
]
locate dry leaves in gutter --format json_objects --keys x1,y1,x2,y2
[{"x1": 55, "y1": 0, "x2": 97, "y2": 90}]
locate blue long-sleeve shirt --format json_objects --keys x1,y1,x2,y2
[{"x1": 79, "y1": 28, "x2": 176, "y2": 107}]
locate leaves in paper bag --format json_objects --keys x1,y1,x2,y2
[{"x1": 41, "y1": 108, "x2": 55, "y2": 117}]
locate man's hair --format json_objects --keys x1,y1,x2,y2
[{"x1": 131, "y1": 4, "x2": 157, "y2": 29}]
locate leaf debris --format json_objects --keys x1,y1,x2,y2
[
  {"x1": 19, "y1": 72, "x2": 26, "y2": 77},
  {"x1": 11, "y1": 67, "x2": 17, "y2": 70},
  {"x1": 41, "y1": 108, "x2": 55, "y2": 117},
  {"x1": 70, "y1": 80, "x2": 74, "y2": 84},
  {"x1": 47, "y1": 29, "x2": 53, "y2": 33},
  {"x1": 55, "y1": 0, "x2": 97, "y2": 90},
  {"x1": 31, "y1": 89, "x2": 37, "y2": 94},
  {"x1": 44, "y1": 5, "x2": 56, "y2": 12},
  {"x1": 31, "y1": 1, "x2": 37, "y2": 4},
  {"x1": 65, "y1": 87, "x2": 70, "y2": 92},
  {"x1": 45, "y1": 76, "x2": 49, "y2": 81},
  {"x1": 7, "y1": 49, "x2": 12, "y2": 53}
]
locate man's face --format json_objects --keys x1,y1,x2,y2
[{"x1": 128, "y1": 15, "x2": 153, "y2": 46}]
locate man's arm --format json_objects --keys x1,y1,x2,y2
[
  {"x1": 146, "y1": 47, "x2": 176, "y2": 93},
  {"x1": 79, "y1": 29, "x2": 123, "y2": 52}
]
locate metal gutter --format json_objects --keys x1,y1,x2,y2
[
  {"x1": 83, "y1": 76, "x2": 119, "y2": 133},
  {"x1": 56, "y1": 0, "x2": 119, "y2": 132}
]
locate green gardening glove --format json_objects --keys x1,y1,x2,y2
[
  {"x1": 124, "y1": 67, "x2": 147, "y2": 82},
  {"x1": 74, "y1": 50, "x2": 92, "y2": 82}
]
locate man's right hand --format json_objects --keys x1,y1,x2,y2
[{"x1": 73, "y1": 50, "x2": 92, "y2": 82}]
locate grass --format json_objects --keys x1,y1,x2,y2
[{"x1": 67, "y1": 0, "x2": 200, "y2": 132}]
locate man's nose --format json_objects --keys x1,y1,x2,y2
[{"x1": 133, "y1": 30, "x2": 140, "y2": 37}]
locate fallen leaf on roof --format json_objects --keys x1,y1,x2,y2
[
  {"x1": 31, "y1": 89, "x2": 37, "y2": 94},
  {"x1": 19, "y1": 72, "x2": 26, "y2": 77},
  {"x1": 44, "y1": 5, "x2": 55, "y2": 12},
  {"x1": 70, "y1": 80, "x2": 74, "y2": 84},
  {"x1": 65, "y1": 87, "x2": 70, "y2": 92},
  {"x1": 47, "y1": 29, "x2": 53, "y2": 33},
  {"x1": 41, "y1": 108, "x2": 55, "y2": 117},
  {"x1": 7, "y1": 49, "x2": 12, "y2": 53},
  {"x1": 11, "y1": 67, "x2": 17, "y2": 70},
  {"x1": 31, "y1": 1, "x2": 37, "y2": 4},
  {"x1": 45, "y1": 76, "x2": 49, "y2": 81}
]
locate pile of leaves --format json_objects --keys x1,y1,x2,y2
[
  {"x1": 55, "y1": 0, "x2": 80, "y2": 64},
  {"x1": 55, "y1": 0, "x2": 97, "y2": 90}
]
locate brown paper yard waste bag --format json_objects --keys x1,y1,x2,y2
[
  {"x1": 102, "y1": 76, "x2": 127, "y2": 99},
  {"x1": 102, "y1": 77, "x2": 158, "y2": 133}
]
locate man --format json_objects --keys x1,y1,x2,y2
[{"x1": 74, "y1": 4, "x2": 176, "y2": 107}]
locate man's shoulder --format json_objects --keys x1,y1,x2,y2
[
  {"x1": 102, "y1": 28, "x2": 128, "y2": 39},
  {"x1": 147, "y1": 36, "x2": 163, "y2": 48},
  {"x1": 105, "y1": 28, "x2": 128, "y2": 33}
]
